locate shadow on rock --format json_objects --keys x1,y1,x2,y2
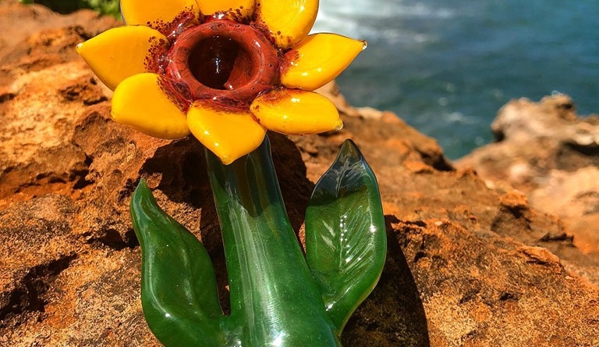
[
  {"x1": 341, "y1": 215, "x2": 430, "y2": 347},
  {"x1": 138, "y1": 133, "x2": 317, "y2": 315}
]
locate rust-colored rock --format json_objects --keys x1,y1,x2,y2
[
  {"x1": 457, "y1": 95, "x2": 599, "y2": 189},
  {"x1": 1, "y1": 2, "x2": 598, "y2": 346},
  {"x1": 457, "y1": 94, "x2": 599, "y2": 273}
]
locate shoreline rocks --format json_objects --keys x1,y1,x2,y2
[{"x1": 457, "y1": 94, "x2": 599, "y2": 278}]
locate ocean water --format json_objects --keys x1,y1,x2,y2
[{"x1": 312, "y1": 0, "x2": 599, "y2": 159}]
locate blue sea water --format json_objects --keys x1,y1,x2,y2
[{"x1": 312, "y1": 0, "x2": 599, "y2": 159}]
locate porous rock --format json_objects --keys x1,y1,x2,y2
[
  {"x1": 1, "y1": 2, "x2": 598, "y2": 346},
  {"x1": 457, "y1": 94, "x2": 599, "y2": 276}
]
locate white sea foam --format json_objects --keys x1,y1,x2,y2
[
  {"x1": 315, "y1": 0, "x2": 455, "y2": 21},
  {"x1": 312, "y1": 0, "x2": 453, "y2": 44},
  {"x1": 311, "y1": 13, "x2": 433, "y2": 45}
]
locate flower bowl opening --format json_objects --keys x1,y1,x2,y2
[
  {"x1": 166, "y1": 20, "x2": 280, "y2": 107},
  {"x1": 188, "y1": 36, "x2": 250, "y2": 90}
]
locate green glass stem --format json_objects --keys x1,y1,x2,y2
[
  {"x1": 131, "y1": 136, "x2": 385, "y2": 346},
  {"x1": 206, "y1": 137, "x2": 341, "y2": 346}
]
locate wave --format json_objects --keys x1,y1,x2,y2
[
  {"x1": 312, "y1": 0, "x2": 454, "y2": 44},
  {"x1": 315, "y1": 0, "x2": 455, "y2": 20},
  {"x1": 312, "y1": 13, "x2": 432, "y2": 44}
]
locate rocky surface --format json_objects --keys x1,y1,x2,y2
[
  {"x1": 1, "y1": 1, "x2": 598, "y2": 346},
  {"x1": 457, "y1": 95, "x2": 599, "y2": 273}
]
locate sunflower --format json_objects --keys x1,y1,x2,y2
[{"x1": 77, "y1": 0, "x2": 365, "y2": 164}]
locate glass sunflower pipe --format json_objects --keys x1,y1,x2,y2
[
  {"x1": 78, "y1": 0, "x2": 386, "y2": 346},
  {"x1": 77, "y1": 0, "x2": 366, "y2": 164}
]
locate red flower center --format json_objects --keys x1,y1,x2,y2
[{"x1": 164, "y1": 19, "x2": 280, "y2": 110}]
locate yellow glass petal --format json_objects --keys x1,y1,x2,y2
[
  {"x1": 196, "y1": 0, "x2": 254, "y2": 19},
  {"x1": 112, "y1": 73, "x2": 189, "y2": 139},
  {"x1": 281, "y1": 34, "x2": 366, "y2": 90},
  {"x1": 250, "y1": 89, "x2": 342, "y2": 135},
  {"x1": 187, "y1": 102, "x2": 266, "y2": 165},
  {"x1": 254, "y1": 0, "x2": 318, "y2": 49},
  {"x1": 76, "y1": 26, "x2": 168, "y2": 90},
  {"x1": 121, "y1": 0, "x2": 199, "y2": 27}
]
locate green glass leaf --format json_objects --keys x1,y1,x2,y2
[
  {"x1": 305, "y1": 139, "x2": 387, "y2": 333},
  {"x1": 130, "y1": 180, "x2": 225, "y2": 347}
]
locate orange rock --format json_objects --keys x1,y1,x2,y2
[{"x1": 1, "y1": 1, "x2": 598, "y2": 346}]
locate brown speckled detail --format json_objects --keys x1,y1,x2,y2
[
  {"x1": 165, "y1": 20, "x2": 280, "y2": 111},
  {"x1": 144, "y1": 37, "x2": 170, "y2": 74},
  {"x1": 149, "y1": 6, "x2": 201, "y2": 39},
  {"x1": 252, "y1": 6, "x2": 297, "y2": 50},
  {"x1": 157, "y1": 75, "x2": 193, "y2": 112},
  {"x1": 230, "y1": 7, "x2": 251, "y2": 24},
  {"x1": 209, "y1": 6, "x2": 252, "y2": 24},
  {"x1": 250, "y1": 21, "x2": 279, "y2": 49},
  {"x1": 252, "y1": 87, "x2": 291, "y2": 107},
  {"x1": 280, "y1": 49, "x2": 300, "y2": 76},
  {"x1": 190, "y1": 98, "x2": 255, "y2": 116}
]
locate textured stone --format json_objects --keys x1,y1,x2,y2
[
  {"x1": 457, "y1": 94, "x2": 599, "y2": 277},
  {"x1": 1, "y1": 2, "x2": 598, "y2": 346}
]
